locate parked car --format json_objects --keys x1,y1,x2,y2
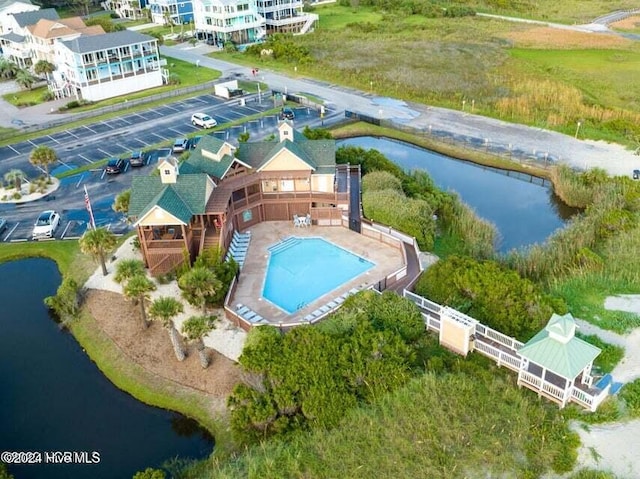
[
  {"x1": 633, "y1": 169, "x2": 640, "y2": 180},
  {"x1": 0, "y1": 217, "x2": 6, "y2": 235},
  {"x1": 280, "y1": 107, "x2": 295, "y2": 120},
  {"x1": 189, "y1": 136, "x2": 203, "y2": 150},
  {"x1": 129, "y1": 151, "x2": 145, "y2": 167},
  {"x1": 105, "y1": 158, "x2": 125, "y2": 174},
  {"x1": 32, "y1": 210, "x2": 60, "y2": 240},
  {"x1": 191, "y1": 113, "x2": 217, "y2": 129},
  {"x1": 172, "y1": 138, "x2": 189, "y2": 154}
]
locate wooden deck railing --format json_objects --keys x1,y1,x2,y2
[{"x1": 474, "y1": 339, "x2": 522, "y2": 371}]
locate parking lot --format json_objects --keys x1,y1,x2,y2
[{"x1": 0, "y1": 92, "x2": 334, "y2": 243}]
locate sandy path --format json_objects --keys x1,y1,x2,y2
[{"x1": 570, "y1": 296, "x2": 640, "y2": 477}]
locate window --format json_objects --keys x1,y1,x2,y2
[
  {"x1": 242, "y1": 209, "x2": 252, "y2": 222},
  {"x1": 206, "y1": 17, "x2": 212, "y2": 25},
  {"x1": 164, "y1": 169, "x2": 171, "y2": 175},
  {"x1": 281, "y1": 179, "x2": 294, "y2": 191}
]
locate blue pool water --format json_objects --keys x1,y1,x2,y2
[{"x1": 263, "y1": 237, "x2": 374, "y2": 313}]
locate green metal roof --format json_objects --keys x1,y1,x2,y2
[
  {"x1": 129, "y1": 174, "x2": 209, "y2": 224},
  {"x1": 517, "y1": 313, "x2": 601, "y2": 379},
  {"x1": 184, "y1": 136, "x2": 245, "y2": 179}
]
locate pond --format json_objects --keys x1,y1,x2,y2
[
  {"x1": 0, "y1": 258, "x2": 213, "y2": 479},
  {"x1": 338, "y1": 137, "x2": 577, "y2": 252}
]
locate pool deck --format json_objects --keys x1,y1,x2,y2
[{"x1": 231, "y1": 222, "x2": 405, "y2": 326}]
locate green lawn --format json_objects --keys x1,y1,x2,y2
[
  {"x1": 313, "y1": 4, "x2": 383, "y2": 30},
  {"x1": 0, "y1": 240, "x2": 83, "y2": 280},
  {"x1": 2, "y1": 86, "x2": 48, "y2": 107}
]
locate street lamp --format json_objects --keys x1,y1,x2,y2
[{"x1": 257, "y1": 83, "x2": 261, "y2": 104}]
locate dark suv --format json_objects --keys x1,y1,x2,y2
[
  {"x1": 105, "y1": 158, "x2": 125, "y2": 174},
  {"x1": 280, "y1": 107, "x2": 295, "y2": 120}
]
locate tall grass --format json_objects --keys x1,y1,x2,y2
[
  {"x1": 440, "y1": 193, "x2": 497, "y2": 259},
  {"x1": 206, "y1": 367, "x2": 577, "y2": 479}
]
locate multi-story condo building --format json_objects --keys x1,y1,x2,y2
[
  {"x1": 193, "y1": 0, "x2": 265, "y2": 46},
  {"x1": 0, "y1": 7, "x2": 58, "y2": 68},
  {"x1": 255, "y1": 0, "x2": 317, "y2": 35},
  {"x1": 0, "y1": 0, "x2": 38, "y2": 34},
  {"x1": 148, "y1": 0, "x2": 193, "y2": 26},
  {"x1": 101, "y1": 0, "x2": 149, "y2": 20},
  {"x1": 27, "y1": 17, "x2": 104, "y2": 64},
  {"x1": 53, "y1": 30, "x2": 162, "y2": 101}
]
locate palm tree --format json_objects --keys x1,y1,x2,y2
[
  {"x1": 148, "y1": 296, "x2": 185, "y2": 361},
  {"x1": 114, "y1": 259, "x2": 145, "y2": 284},
  {"x1": 0, "y1": 58, "x2": 18, "y2": 79},
  {"x1": 33, "y1": 60, "x2": 55, "y2": 82},
  {"x1": 178, "y1": 266, "x2": 222, "y2": 315},
  {"x1": 29, "y1": 145, "x2": 58, "y2": 180},
  {"x1": 163, "y1": 10, "x2": 174, "y2": 34},
  {"x1": 79, "y1": 227, "x2": 117, "y2": 276},
  {"x1": 123, "y1": 274, "x2": 156, "y2": 328},
  {"x1": 15, "y1": 69, "x2": 36, "y2": 90},
  {"x1": 112, "y1": 189, "x2": 130, "y2": 217},
  {"x1": 4, "y1": 169, "x2": 25, "y2": 191},
  {"x1": 182, "y1": 315, "x2": 217, "y2": 368}
]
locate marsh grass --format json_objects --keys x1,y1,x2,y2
[{"x1": 217, "y1": 4, "x2": 640, "y2": 145}]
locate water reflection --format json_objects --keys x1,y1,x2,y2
[
  {"x1": 0, "y1": 258, "x2": 213, "y2": 479},
  {"x1": 338, "y1": 137, "x2": 579, "y2": 251}
]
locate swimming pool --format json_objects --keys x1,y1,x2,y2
[{"x1": 262, "y1": 237, "x2": 375, "y2": 313}]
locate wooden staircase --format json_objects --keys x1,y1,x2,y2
[{"x1": 202, "y1": 227, "x2": 221, "y2": 251}]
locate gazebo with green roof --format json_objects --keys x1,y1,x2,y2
[{"x1": 517, "y1": 313, "x2": 602, "y2": 409}]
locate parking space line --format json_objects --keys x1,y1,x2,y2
[
  {"x1": 7, "y1": 145, "x2": 20, "y2": 155},
  {"x1": 66, "y1": 129, "x2": 79, "y2": 138},
  {"x1": 123, "y1": 163, "x2": 130, "y2": 173},
  {"x1": 100, "y1": 169, "x2": 106, "y2": 180},
  {"x1": 163, "y1": 104, "x2": 180, "y2": 112},
  {"x1": 97, "y1": 148, "x2": 112, "y2": 158},
  {"x1": 28, "y1": 139, "x2": 40, "y2": 147},
  {"x1": 78, "y1": 154, "x2": 93, "y2": 164},
  {"x1": 83, "y1": 125, "x2": 97, "y2": 134},
  {"x1": 168, "y1": 127, "x2": 186, "y2": 135},
  {"x1": 150, "y1": 132, "x2": 169, "y2": 142},
  {"x1": 137, "y1": 138, "x2": 151, "y2": 146},
  {"x1": 48, "y1": 135, "x2": 60, "y2": 144},
  {"x1": 57, "y1": 158, "x2": 72, "y2": 170},
  {"x1": 60, "y1": 221, "x2": 72, "y2": 239},
  {"x1": 118, "y1": 117, "x2": 132, "y2": 125},
  {"x1": 3, "y1": 222, "x2": 18, "y2": 242},
  {"x1": 75, "y1": 174, "x2": 85, "y2": 188}
]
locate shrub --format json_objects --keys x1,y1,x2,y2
[
  {"x1": 12, "y1": 192, "x2": 21, "y2": 200},
  {"x1": 363, "y1": 188, "x2": 435, "y2": 249},
  {"x1": 415, "y1": 255, "x2": 562, "y2": 339},
  {"x1": 619, "y1": 378, "x2": 640, "y2": 417},
  {"x1": 362, "y1": 170, "x2": 403, "y2": 193}
]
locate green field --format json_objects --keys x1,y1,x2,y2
[
  {"x1": 211, "y1": 3, "x2": 640, "y2": 145},
  {"x1": 509, "y1": 48, "x2": 640, "y2": 112}
]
